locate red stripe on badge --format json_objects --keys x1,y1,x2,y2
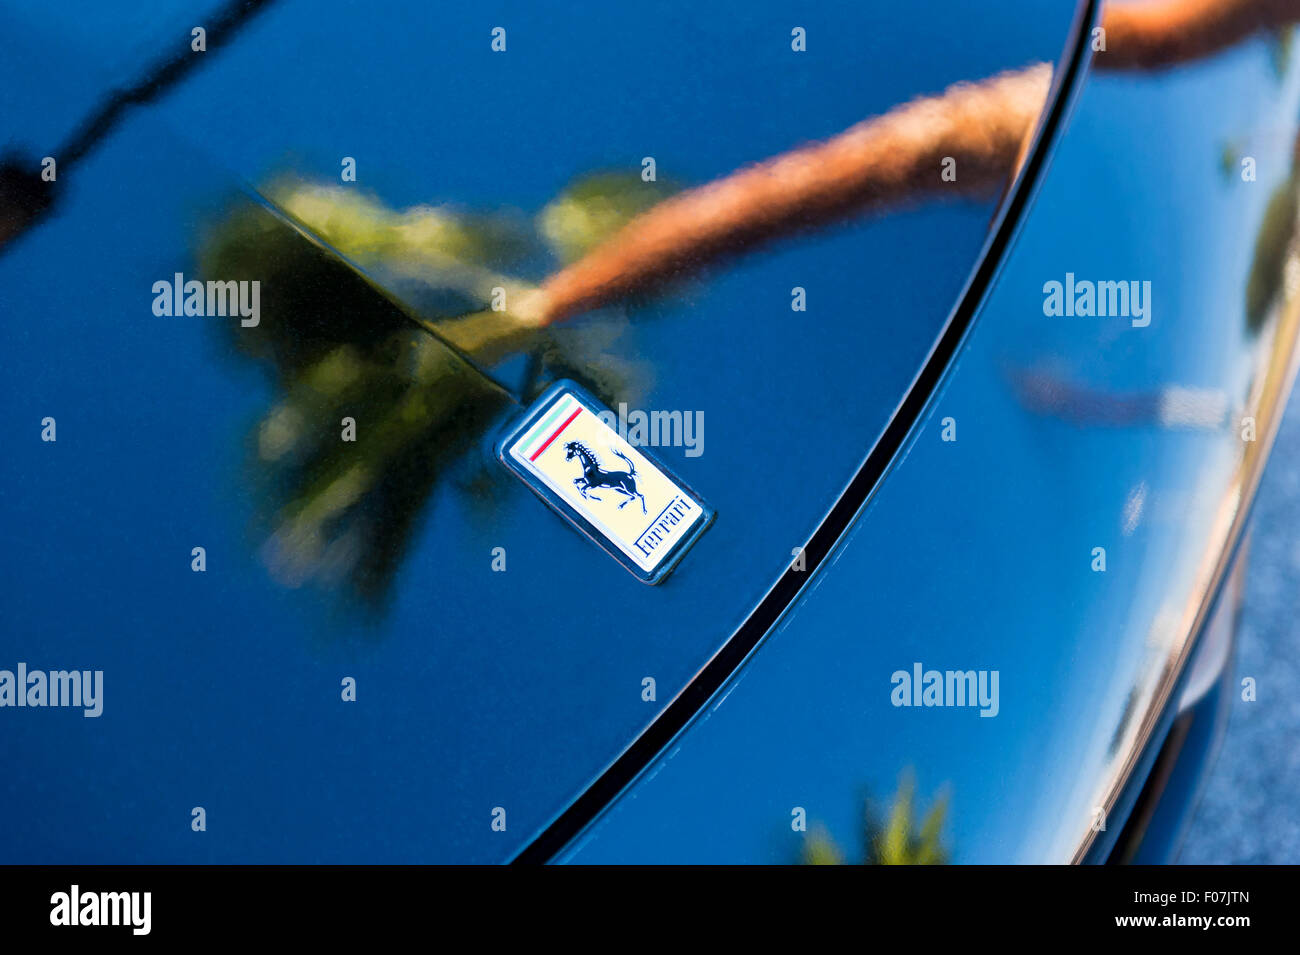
[{"x1": 529, "y1": 407, "x2": 582, "y2": 461}]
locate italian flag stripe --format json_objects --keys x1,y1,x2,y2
[{"x1": 519, "y1": 394, "x2": 580, "y2": 460}]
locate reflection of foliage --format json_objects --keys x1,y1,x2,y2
[
  {"x1": 801, "y1": 825, "x2": 846, "y2": 865},
  {"x1": 198, "y1": 173, "x2": 672, "y2": 609},
  {"x1": 267, "y1": 178, "x2": 540, "y2": 320},
  {"x1": 1269, "y1": 26, "x2": 1295, "y2": 80},
  {"x1": 1245, "y1": 171, "x2": 1299, "y2": 334},
  {"x1": 202, "y1": 208, "x2": 509, "y2": 605},
  {"x1": 801, "y1": 771, "x2": 950, "y2": 865},
  {"x1": 1219, "y1": 141, "x2": 1243, "y2": 181},
  {"x1": 259, "y1": 174, "x2": 673, "y2": 389},
  {"x1": 538, "y1": 172, "x2": 675, "y2": 264},
  {"x1": 265, "y1": 173, "x2": 673, "y2": 371}
]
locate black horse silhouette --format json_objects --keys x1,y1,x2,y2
[{"x1": 564, "y1": 441, "x2": 647, "y2": 514}]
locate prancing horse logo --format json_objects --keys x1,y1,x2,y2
[{"x1": 564, "y1": 441, "x2": 647, "y2": 514}]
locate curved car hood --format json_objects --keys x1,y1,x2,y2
[
  {"x1": 559, "y1": 13, "x2": 1300, "y2": 862},
  {"x1": 0, "y1": 0, "x2": 1080, "y2": 862}
]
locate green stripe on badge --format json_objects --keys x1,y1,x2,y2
[{"x1": 519, "y1": 394, "x2": 576, "y2": 457}]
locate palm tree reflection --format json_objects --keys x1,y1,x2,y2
[
  {"x1": 802, "y1": 771, "x2": 951, "y2": 865},
  {"x1": 198, "y1": 173, "x2": 669, "y2": 608}
]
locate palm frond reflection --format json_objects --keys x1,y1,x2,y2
[
  {"x1": 801, "y1": 771, "x2": 951, "y2": 865},
  {"x1": 198, "y1": 174, "x2": 668, "y2": 610}
]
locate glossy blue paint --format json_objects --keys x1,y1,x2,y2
[
  {"x1": 559, "y1": 26, "x2": 1300, "y2": 863},
  {"x1": 0, "y1": 1, "x2": 1080, "y2": 862}
]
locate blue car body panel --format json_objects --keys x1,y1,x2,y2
[
  {"x1": 0, "y1": 0, "x2": 1079, "y2": 863},
  {"x1": 554, "y1": 11, "x2": 1300, "y2": 863},
  {"x1": 2, "y1": 0, "x2": 1293, "y2": 865}
]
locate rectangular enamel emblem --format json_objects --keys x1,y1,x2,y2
[{"x1": 498, "y1": 381, "x2": 714, "y2": 584}]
